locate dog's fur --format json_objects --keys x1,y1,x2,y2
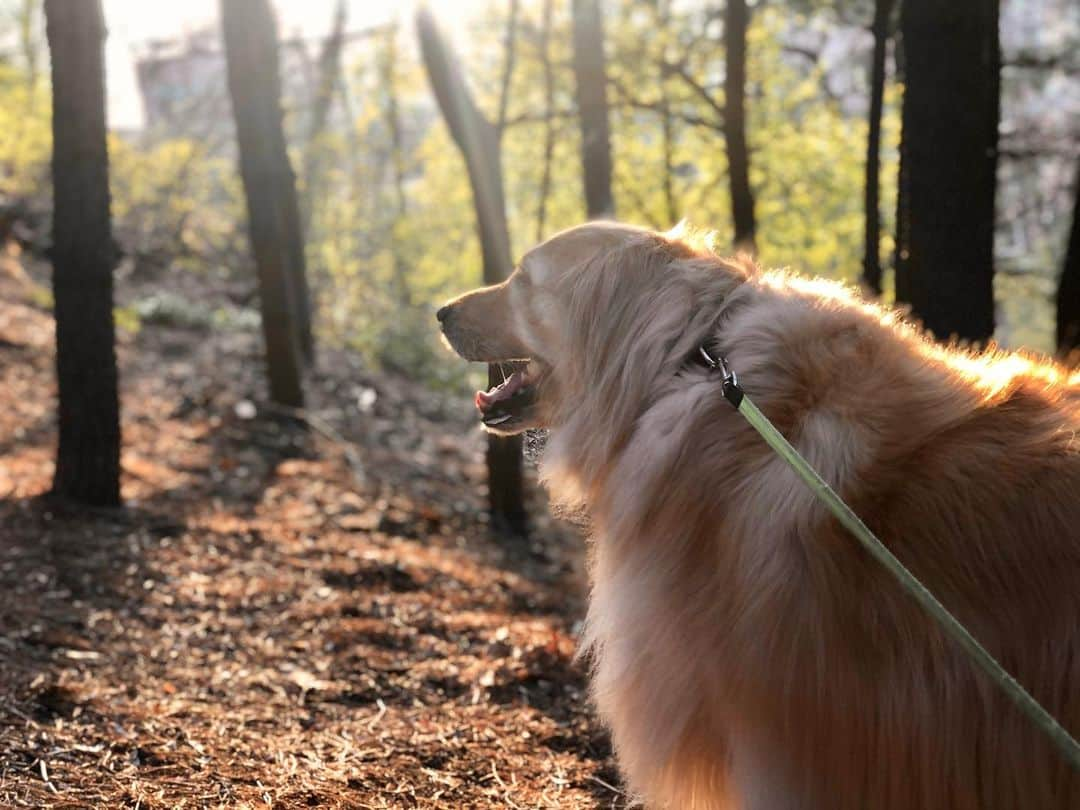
[{"x1": 438, "y1": 222, "x2": 1080, "y2": 809}]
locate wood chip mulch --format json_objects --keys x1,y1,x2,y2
[{"x1": 0, "y1": 264, "x2": 626, "y2": 809}]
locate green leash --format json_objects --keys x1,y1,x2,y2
[{"x1": 698, "y1": 347, "x2": 1080, "y2": 773}]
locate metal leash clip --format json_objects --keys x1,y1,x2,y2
[{"x1": 698, "y1": 345, "x2": 743, "y2": 408}]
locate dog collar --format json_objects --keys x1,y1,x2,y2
[{"x1": 694, "y1": 345, "x2": 743, "y2": 408}]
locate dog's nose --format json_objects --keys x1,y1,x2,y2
[{"x1": 436, "y1": 305, "x2": 451, "y2": 323}]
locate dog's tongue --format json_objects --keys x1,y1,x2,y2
[{"x1": 476, "y1": 370, "x2": 525, "y2": 412}]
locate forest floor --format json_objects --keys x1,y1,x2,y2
[{"x1": 0, "y1": 256, "x2": 624, "y2": 809}]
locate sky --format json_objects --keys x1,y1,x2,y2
[{"x1": 101, "y1": 0, "x2": 487, "y2": 130}]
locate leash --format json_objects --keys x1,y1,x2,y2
[{"x1": 696, "y1": 346, "x2": 1080, "y2": 773}]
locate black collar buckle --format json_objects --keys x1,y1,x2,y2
[{"x1": 697, "y1": 345, "x2": 744, "y2": 409}]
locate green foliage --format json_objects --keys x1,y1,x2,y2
[
  {"x1": 0, "y1": 57, "x2": 245, "y2": 276},
  {"x1": 749, "y1": 8, "x2": 897, "y2": 281},
  {"x1": 0, "y1": 62, "x2": 51, "y2": 200},
  {"x1": 132, "y1": 291, "x2": 261, "y2": 332},
  {"x1": 113, "y1": 305, "x2": 142, "y2": 335},
  {"x1": 22, "y1": 283, "x2": 142, "y2": 336},
  {"x1": 109, "y1": 136, "x2": 246, "y2": 272},
  {"x1": 13, "y1": 0, "x2": 1054, "y2": 389},
  {"x1": 601, "y1": 3, "x2": 902, "y2": 283}
]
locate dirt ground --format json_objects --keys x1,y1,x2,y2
[{"x1": 0, "y1": 263, "x2": 625, "y2": 809}]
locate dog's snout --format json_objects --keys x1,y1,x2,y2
[{"x1": 436, "y1": 304, "x2": 451, "y2": 324}]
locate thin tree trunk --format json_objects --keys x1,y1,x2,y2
[
  {"x1": 724, "y1": 0, "x2": 756, "y2": 253},
  {"x1": 862, "y1": 0, "x2": 894, "y2": 295},
  {"x1": 496, "y1": 0, "x2": 520, "y2": 132},
  {"x1": 283, "y1": 147, "x2": 315, "y2": 368},
  {"x1": 221, "y1": 0, "x2": 307, "y2": 406},
  {"x1": 536, "y1": 0, "x2": 555, "y2": 241},
  {"x1": 45, "y1": 0, "x2": 121, "y2": 506},
  {"x1": 660, "y1": 71, "x2": 677, "y2": 225},
  {"x1": 1056, "y1": 159, "x2": 1080, "y2": 354},
  {"x1": 379, "y1": 27, "x2": 412, "y2": 306},
  {"x1": 894, "y1": 0, "x2": 999, "y2": 343},
  {"x1": 379, "y1": 31, "x2": 408, "y2": 221},
  {"x1": 572, "y1": 0, "x2": 615, "y2": 219},
  {"x1": 417, "y1": 8, "x2": 527, "y2": 537},
  {"x1": 301, "y1": 0, "x2": 347, "y2": 237},
  {"x1": 298, "y1": 0, "x2": 346, "y2": 348},
  {"x1": 18, "y1": 0, "x2": 40, "y2": 91}
]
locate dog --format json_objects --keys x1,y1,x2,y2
[{"x1": 437, "y1": 221, "x2": 1080, "y2": 809}]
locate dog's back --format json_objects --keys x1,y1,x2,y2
[{"x1": 575, "y1": 269, "x2": 1080, "y2": 809}]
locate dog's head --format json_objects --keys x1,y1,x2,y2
[{"x1": 438, "y1": 221, "x2": 747, "y2": 440}]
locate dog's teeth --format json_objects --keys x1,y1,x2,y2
[{"x1": 484, "y1": 414, "x2": 513, "y2": 425}]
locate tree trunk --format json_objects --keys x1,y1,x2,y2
[
  {"x1": 660, "y1": 82, "x2": 678, "y2": 226},
  {"x1": 1056, "y1": 159, "x2": 1080, "y2": 355},
  {"x1": 378, "y1": 27, "x2": 412, "y2": 307},
  {"x1": 724, "y1": 0, "x2": 756, "y2": 253},
  {"x1": 45, "y1": 0, "x2": 121, "y2": 506},
  {"x1": 536, "y1": 0, "x2": 555, "y2": 241},
  {"x1": 221, "y1": 0, "x2": 308, "y2": 405},
  {"x1": 572, "y1": 0, "x2": 615, "y2": 219},
  {"x1": 417, "y1": 9, "x2": 527, "y2": 537},
  {"x1": 893, "y1": 30, "x2": 909, "y2": 304},
  {"x1": 894, "y1": 0, "x2": 999, "y2": 343},
  {"x1": 301, "y1": 0, "x2": 347, "y2": 238},
  {"x1": 862, "y1": 0, "x2": 894, "y2": 296},
  {"x1": 18, "y1": 0, "x2": 41, "y2": 91}
]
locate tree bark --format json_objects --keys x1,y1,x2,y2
[
  {"x1": 894, "y1": 0, "x2": 999, "y2": 343},
  {"x1": 862, "y1": 0, "x2": 894, "y2": 296},
  {"x1": 301, "y1": 0, "x2": 347, "y2": 238},
  {"x1": 536, "y1": 0, "x2": 555, "y2": 241},
  {"x1": 45, "y1": 0, "x2": 121, "y2": 506},
  {"x1": 221, "y1": 0, "x2": 308, "y2": 405},
  {"x1": 892, "y1": 28, "x2": 910, "y2": 304},
  {"x1": 417, "y1": 8, "x2": 527, "y2": 537},
  {"x1": 18, "y1": 0, "x2": 41, "y2": 91},
  {"x1": 378, "y1": 27, "x2": 412, "y2": 307},
  {"x1": 1056, "y1": 159, "x2": 1080, "y2": 355},
  {"x1": 660, "y1": 79, "x2": 678, "y2": 226},
  {"x1": 724, "y1": 0, "x2": 756, "y2": 253},
  {"x1": 571, "y1": 0, "x2": 615, "y2": 219}
]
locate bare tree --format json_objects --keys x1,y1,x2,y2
[
  {"x1": 894, "y1": 0, "x2": 999, "y2": 342},
  {"x1": 377, "y1": 26, "x2": 412, "y2": 306},
  {"x1": 862, "y1": 0, "x2": 895, "y2": 295},
  {"x1": 536, "y1": 0, "x2": 556, "y2": 241},
  {"x1": 17, "y1": 0, "x2": 42, "y2": 91},
  {"x1": 301, "y1": 0, "x2": 347, "y2": 237},
  {"x1": 572, "y1": 0, "x2": 615, "y2": 219},
  {"x1": 417, "y1": 6, "x2": 527, "y2": 536},
  {"x1": 221, "y1": 0, "x2": 309, "y2": 405},
  {"x1": 1056, "y1": 159, "x2": 1080, "y2": 354},
  {"x1": 44, "y1": 0, "x2": 121, "y2": 505},
  {"x1": 725, "y1": 0, "x2": 756, "y2": 252}
]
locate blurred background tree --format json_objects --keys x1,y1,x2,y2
[
  {"x1": 894, "y1": 0, "x2": 1000, "y2": 342},
  {"x1": 417, "y1": 6, "x2": 527, "y2": 536},
  {"x1": 44, "y1": 0, "x2": 121, "y2": 506},
  {"x1": 571, "y1": 0, "x2": 614, "y2": 220},
  {"x1": 1, "y1": 0, "x2": 1077, "y2": 517},
  {"x1": 221, "y1": 0, "x2": 311, "y2": 406}
]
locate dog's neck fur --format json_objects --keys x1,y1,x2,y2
[{"x1": 541, "y1": 244, "x2": 753, "y2": 511}]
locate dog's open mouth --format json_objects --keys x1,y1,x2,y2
[{"x1": 475, "y1": 360, "x2": 544, "y2": 433}]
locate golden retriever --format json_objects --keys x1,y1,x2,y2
[{"x1": 436, "y1": 221, "x2": 1080, "y2": 809}]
